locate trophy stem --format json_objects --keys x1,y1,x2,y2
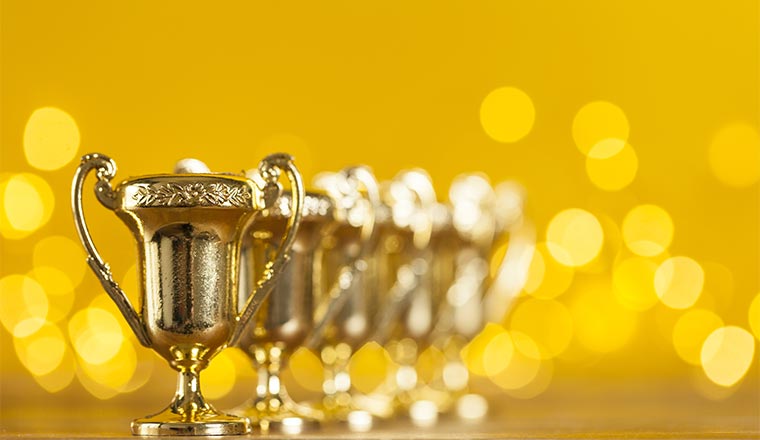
[
  {"x1": 171, "y1": 366, "x2": 210, "y2": 418},
  {"x1": 321, "y1": 344, "x2": 355, "y2": 419},
  {"x1": 244, "y1": 344, "x2": 323, "y2": 433},
  {"x1": 131, "y1": 359, "x2": 250, "y2": 436}
]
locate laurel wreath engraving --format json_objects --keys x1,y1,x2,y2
[{"x1": 133, "y1": 183, "x2": 252, "y2": 207}]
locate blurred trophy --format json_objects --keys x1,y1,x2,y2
[
  {"x1": 235, "y1": 166, "x2": 377, "y2": 433},
  {"x1": 305, "y1": 166, "x2": 380, "y2": 430},
  {"x1": 359, "y1": 169, "x2": 437, "y2": 420},
  {"x1": 428, "y1": 175, "x2": 535, "y2": 420},
  {"x1": 71, "y1": 153, "x2": 304, "y2": 435}
]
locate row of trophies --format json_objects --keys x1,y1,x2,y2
[{"x1": 71, "y1": 153, "x2": 534, "y2": 436}]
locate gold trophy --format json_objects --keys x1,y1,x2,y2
[
  {"x1": 234, "y1": 166, "x2": 376, "y2": 433},
  {"x1": 360, "y1": 170, "x2": 438, "y2": 420},
  {"x1": 304, "y1": 166, "x2": 381, "y2": 429},
  {"x1": 430, "y1": 175, "x2": 535, "y2": 420},
  {"x1": 71, "y1": 153, "x2": 304, "y2": 436}
]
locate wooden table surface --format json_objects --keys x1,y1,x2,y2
[{"x1": 1, "y1": 380, "x2": 758, "y2": 439}]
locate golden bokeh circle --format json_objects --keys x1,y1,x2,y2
[
  {"x1": 33, "y1": 236, "x2": 87, "y2": 287},
  {"x1": 488, "y1": 331, "x2": 542, "y2": 390},
  {"x1": 571, "y1": 282, "x2": 637, "y2": 353},
  {"x1": 523, "y1": 243, "x2": 575, "y2": 300},
  {"x1": 23, "y1": 107, "x2": 81, "y2": 171},
  {"x1": 482, "y1": 329, "x2": 514, "y2": 377},
  {"x1": 622, "y1": 204, "x2": 674, "y2": 257},
  {"x1": 749, "y1": 293, "x2": 760, "y2": 341},
  {"x1": 289, "y1": 346, "x2": 325, "y2": 393},
  {"x1": 13, "y1": 321, "x2": 67, "y2": 376},
  {"x1": 510, "y1": 298, "x2": 573, "y2": 358},
  {"x1": 480, "y1": 87, "x2": 536, "y2": 143},
  {"x1": 572, "y1": 101, "x2": 630, "y2": 156},
  {"x1": 700, "y1": 326, "x2": 755, "y2": 387},
  {"x1": 1, "y1": 173, "x2": 55, "y2": 238},
  {"x1": 0, "y1": 274, "x2": 49, "y2": 337},
  {"x1": 350, "y1": 341, "x2": 393, "y2": 394},
  {"x1": 202, "y1": 348, "x2": 238, "y2": 399},
  {"x1": 585, "y1": 142, "x2": 638, "y2": 191},
  {"x1": 546, "y1": 208, "x2": 604, "y2": 267},
  {"x1": 612, "y1": 257, "x2": 659, "y2": 311},
  {"x1": 672, "y1": 309, "x2": 723, "y2": 366},
  {"x1": 708, "y1": 122, "x2": 760, "y2": 187},
  {"x1": 654, "y1": 256, "x2": 704, "y2": 309}
]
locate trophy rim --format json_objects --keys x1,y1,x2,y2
[
  {"x1": 267, "y1": 190, "x2": 336, "y2": 222},
  {"x1": 115, "y1": 174, "x2": 257, "y2": 209}
]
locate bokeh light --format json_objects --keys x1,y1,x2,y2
[
  {"x1": 501, "y1": 357, "x2": 553, "y2": 400},
  {"x1": 708, "y1": 122, "x2": 760, "y2": 187},
  {"x1": 480, "y1": 87, "x2": 535, "y2": 143},
  {"x1": 700, "y1": 326, "x2": 755, "y2": 387},
  {"x1": 546, "y1": 208, "x2": 604, "y2": 267},
  {"x1": 522, "y1": 243, "x2": 574, "y2": 299},
  {"x1": 23, "y1": 107, "x2": 81, "y2": 171},
  {"x1": 1, "y1": 173, "x2": 55, "y2": 239},
  {"x1": 68, "y1": 307, "x2": 125, "y2": 366},
  {"x1": 461, "y1": 323, "x2": 506, "y2": 377},
  {"x1": 350, "y1": 342, "x2": 394, "y2": 394},
  {"x1": 289, "y1": 346, "x2": 325, "y2": 393},
  {"x1": 672, "y1": 309, "x2": 723, "y2": 366},
  {"x1": 509, "y1": 298, "x2": 573, "y2": 358},
  {"x1": 31, "y1": 344, "x2": 76, "y2": 393},
  {"x1": 571, "y1": 282, "x2": 637, "y2": 353},
  {"x1": 28, "y1": 267, "x2": 75, "y2": 323},
  {"x1": 76, "y1": 339, "x2": 138, "y2": 399},
  {"x1": 481, "y1": 327, "x2": 514, "y2": 377},
  {"x1": 202, "y1": 348, "x2": 238, "y2": 399},
  {"x1": 13, "y1": 321, "x2": 66, "y2": 376},
  {"x1": 488, "y1": 331, "x2": 542, "y2": 391},
  {"x1": 585, "y1": 142, "x2": 638, "y2": 191},
  {"x1": 654, "y1": 256, "x2": 705, "y2": 309},
  {"x1": 622, "y1": 204, "x2": 674, "y2": 257},
  {"x1": 33, "y1": 236, "x2": 87, "y2": 288},
  {"x1": 0, "y1": 274, "x2": 48, "y2": 337},
  {"x1": 572, "y1": 101, "x2": 629, "y2": 157},
  {"x1": 612, "y1": 257, "x2": 659, "y2": 311},
  {"x1": 749, "y1": 293, "x2": 760, "y2": 341}
]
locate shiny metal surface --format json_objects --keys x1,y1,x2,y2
[{"x1": 71, "y1": 153, "x2": 305, "y2": 436}]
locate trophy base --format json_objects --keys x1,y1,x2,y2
[
  {"x1": 254, "y1": 416, "x2": 320, "y2": 434},
  {"x1": 131, "y1": 409, "x2": 250, "y2": 436},
  {"x1": 235, "y1": 400, "x2": 323, "y2": 434}
]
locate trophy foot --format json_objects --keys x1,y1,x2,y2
[
  {"x1": 235, "y1": 400, "x2": 323, "y2": 434},
  {"x1": 131, "y1": 407, "x2": 250, "y2": 436},
  {"x1": 255, "y1": 415, "x2": 321, "y2": 435}
]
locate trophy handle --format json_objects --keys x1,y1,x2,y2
[
  {"x1": 306, "y1": 166, "x2": 381, "y2": 349},
  {"x1": 71, "y1": 153, "x2": 151, "y2": 348},
  {"x1": 232, "y1": 153, "x2": 305, "y2": 344}
]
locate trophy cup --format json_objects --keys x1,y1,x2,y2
[
  {"x1": 235, "y1": 166, "x2": 376, "y2": 433},
  {"x1": 304, "y1": 166, "x2": 381, "y2": 428},
  {"x1": 71, "y1": 153, "x2": 304, "y2": 436}
]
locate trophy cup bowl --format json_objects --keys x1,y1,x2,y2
[{"x1": 71, "y1": 153, "x2": 304, "y2": 436}]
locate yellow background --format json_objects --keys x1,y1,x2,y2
[{"x1": 1, "y1": 1, "x2": 757, "y2": 410}]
